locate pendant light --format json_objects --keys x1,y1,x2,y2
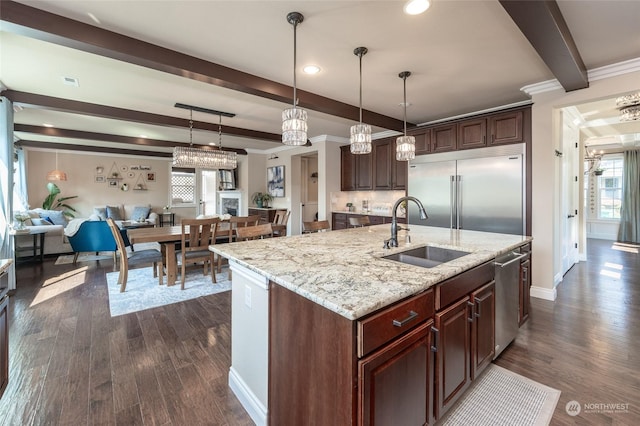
[
  {"x1": 350, "y1": 47, "x2": 372, "y2": 154},
  {"x1": 173, "y1": 107, "x2": 237, "y2": 169},
  {"x1": 282, "y1": 12, "x2": 308, "y2": 146},
  {"x1": 396, "y1": 71, "x2": 415, "y2": 161},
  {"x1": 47, "y1": 151, "x2": 67, "y2": 181}
]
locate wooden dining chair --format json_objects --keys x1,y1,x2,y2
[
  {"x1": 302, "y1": 220, "x2": 331, "y2": 233},
  {"x1": 106, "y1": 218, "x2": 164, "y2": 292},
  {"x1": 235, "y1": 223, "x2": 274, "y2": 241},
  {"x1": 349, "y1": 216, "x2": 371, "y2": 228},
  {"x1": 177, "y1": 217, "x2": 220, "y2": 290},
  {"x1": 272, "y1": 209, "x2": 290, "y2": 237},
  {"x1": 218, "y1": 214, "x2": 261, "y2": 277}
]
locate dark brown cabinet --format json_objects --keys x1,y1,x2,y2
[
  {"x1": 359, "y1": 321, "x2": 434, "y2": 426},
  {"x1": 458, "y1": 118, "x2": 487, "y2": 150},
  {"x1": 519, "y1": 243, "x2": 531, "y2": 326},
  {"x1": 248, "y1": 208, "x2": 276, "y2": 224},
  {"x1": 340, "y1": 141, "x2": 407, "y2": 191},
  {"x1": 431, "y1": 124, "x2": 457, "y2": 153},
  {"x1": 412, "y1": 130, "x2": 431, "y2": 155},
  {"x1": 489, "y1": 110, "x2": 523, "y2": 146},
  {"x1": 332, "y1": 213, "x2": 406, "y2": 230},
  {"x1": 471, "y1": 282, "x2": 495, "y2": 379}
]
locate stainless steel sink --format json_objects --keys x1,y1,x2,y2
[{"x1": 382, "y1": 246, "x2": 470, "y2": 268}]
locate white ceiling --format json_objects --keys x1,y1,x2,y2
[{"x1": 2, "y1": 0, "x2": 640, "y2": 154}]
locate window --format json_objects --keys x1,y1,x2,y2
[
  {"x1": 171, "y1": 170, "x2": 196, "y2": 205},
  {"x1": 597, "y1": 155, "x2": 623, "y2": 220}
]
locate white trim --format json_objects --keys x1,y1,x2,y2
[
  {"x1": 530, "y1": 285, "x2": 557, "y2": 301},
  {"x1": 230, "y1": 260, "x2": 269, "y2": 289},
  {"x1": 521, "y1": 57, "x2": 640, "y2": 95},
  {"x1": 228, "y1": 367, "x2": 267, "y2": 426},
  {"x1": 554, "y1": 272, "x2": 563, "y2": 287},
  {"x1": 416, "y1": 100, "x2": 533, "y2": 127}
]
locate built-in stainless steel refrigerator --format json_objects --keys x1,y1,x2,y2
[{"x1": 407, "y1": 144, "x2": 525, "y2": 235}]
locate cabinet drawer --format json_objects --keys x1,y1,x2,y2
[
  {"x1": 435, "y1": 261, "x2": 494, "y2": 310},
  {"x1": 358, "y1": 290, "x2": 434, "y2": 358}
]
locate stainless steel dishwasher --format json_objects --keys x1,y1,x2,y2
[{"x1": 493, "y1": 249, "x2": 527, "y2": 359}]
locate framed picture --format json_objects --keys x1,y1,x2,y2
[
  {"x1": 108, "y1": 180, "x2": 118, "y2": 188},
  {"x1": 267, "y1": 165, "x2": 285, "y2": 197},
  {"x1": 146, "y1": 172, "x2": 156, "y2": 182},
  {"x1": 95, "y1": 175, "x2": 105, "y2": 183}
]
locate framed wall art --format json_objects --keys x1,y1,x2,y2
[{"x1": 267, "y1": 165, "x2": 285, "y2": 197}]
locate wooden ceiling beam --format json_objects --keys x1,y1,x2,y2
[
  {"x1": 15, "y1": 140, "x2": 174, "y2": 158},
  {"x1": 3, "y1": 90, "x2": 279, "y2": 143},
  {"x1": 500, "y1": 0, "x2": 588, "y2": 92},
  {"x1": 13, "y1": 124, "x2": 248, "y2": 155},
  {"x1": 0, "y1": 0, "x2": 409, "y2": 131}
]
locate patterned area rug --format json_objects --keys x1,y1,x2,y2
[
  {"x1": 441, "y1": 364, "x2": 560, "y2": 426},
  {"x1": 55, "y1": 253, "x2": 113, "y2": 264},
  {"x1": 106, "y1": 266, "x2": 231, "y2": 317}
]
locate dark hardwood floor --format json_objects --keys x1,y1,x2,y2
[{"x1": 1, "y1": 238, "x2": 638, "y2": 425}]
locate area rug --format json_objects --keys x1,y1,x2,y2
[
  {"x1": 440, "y1": 364, "x2": 560, "y2": 426},
  {"x1": 106, "y1": 266, "x2": 231, "y2": 317},
  {"x1": 55, "y1": 253, "x2": 113, "y2": 265}
]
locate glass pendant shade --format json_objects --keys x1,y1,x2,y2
[
  {"x1": 396, "y1": 71, "x2": 415, "y2": 161},
  {"x1": 620, "y1": 105, "x2": 640, "y2": 121},
  {"x1": 172, "y1": 146, "x2": 237, "y2": 169},
  {"x1": 396, "y1": 135, "x2": 416, "y2": 161},
  {"x1": 616, "y1": 92, "x2": 640, "y2": 122},
  {"x1": 282, "y1": 107, "x2": 308, "y2": 146},
  {"x1": 350, "y1": 123, "x2": 372, "y2": 154}
]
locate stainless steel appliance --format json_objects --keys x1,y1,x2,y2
[
  {"x1": 407, "y1": 144, "x2": 525, "y2": 235},
  {"x1": 493, "y1": 250, "x2": 527, "y2": 358}
]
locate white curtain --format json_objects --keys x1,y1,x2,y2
[{"x1": 0, "y1": 96, "x2": 16, "y2": 290}]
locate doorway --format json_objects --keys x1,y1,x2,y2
[{"x1": 300, "y1": 154, "x2": 318, "y2": 228}]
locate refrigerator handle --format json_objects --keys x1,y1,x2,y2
[
  {"x1": 450, "y1": 175, "x2": 455, "y2": 229},
  {"x1": 456, "y1": 175, "x2": 462, "y2": 229}
]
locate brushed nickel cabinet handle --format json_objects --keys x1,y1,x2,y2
[{"x1": 392, "y1": 310, "x2": 418, "y2": 327}]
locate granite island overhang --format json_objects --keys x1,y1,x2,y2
[{"x1": 209, "y1": 224, "x2": 532, "y2": 320}]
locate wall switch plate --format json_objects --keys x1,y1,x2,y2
[{"x1": 244, "y1": 285, "x2": 252, "y2": 308}]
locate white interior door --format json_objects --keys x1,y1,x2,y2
[
  {"x1": 561, "y1": 122, "x2": 580, "y2": 275},
  {"x1": 200, "y1": 170, "x2": 218, "y2": 216}
]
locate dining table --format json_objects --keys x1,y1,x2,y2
[{"x1": 127, "y1": 222, "x2": 232, "y2": 286}]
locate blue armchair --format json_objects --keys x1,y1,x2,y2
[{"x1": 67, "y1": 220, "x2": 130, "y2": 263}]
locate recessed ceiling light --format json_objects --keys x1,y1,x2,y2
[
  {"x1": 43, "y1": 123, "x2": 54, "y2": 127},
  {"x1": 303, "y1": 65, "x2": 321, "y2": 75},
  {"x1": 139, "y1": 134, "x2": 148, "y2": 138},
  {"x1": 87, "y1": 12, "x2": 101, "y2": 24},
  {"x1": 399, "y1": 102, "x2": 412, "y2": 107},
  {"x1": 404, "y1": 0, "x2": 431, "y2": 15},
  {"x1": 209, "y1": 142, "x2": 216, "y2": 146},
  {"x1": 61, "y1": 76, "x2": 79, "y2": 87}
]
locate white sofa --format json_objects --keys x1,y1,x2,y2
[
  {"x1": 16, "y1": 208, "x2": 73, "y2": 255},
  {"x1": 92, "y1": 204, "x2": 158, "y2": 227}
]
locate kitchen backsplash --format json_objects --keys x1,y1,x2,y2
[{"x1": 330, "y1": 190, "x2": 406, "y2": 216}]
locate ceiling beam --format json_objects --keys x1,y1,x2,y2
[
  {"x1": 500, "y1": 0, "x2": 588, "y2": 92},
  {"x1": 13, "y1": 124, "x2": 248, "y2": 155},
  {"x1": 3, "y1": 90, "x2": 280, "y2": 143},
  {"x1": 15, "y1": 139, "x2": 174, "y2": 158},
  {"x1": 0, "y1": 0, "x2": 409, "y2": 131}
]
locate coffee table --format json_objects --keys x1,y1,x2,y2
[{"x1": 120, "y1": 221, "x2": 155, "y2": 229}]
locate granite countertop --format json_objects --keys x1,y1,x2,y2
[
  {"x1": 332, "y1": 210, "x2": 401, "y2": 218},
  {"x1": 210, "y1": 225, "x2": 532, "y2": 320}
]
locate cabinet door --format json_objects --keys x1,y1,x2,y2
[
  {"x1": 373, "y1": 139, "x2": 393, "y2": 190},
  {"x1": 489, "y1": 110, "x2": 523, "y2": 145},
  {"x1": 392, "y1": 157, "x2": 407, "y2": 190},
  {"x1": 359, "y1": 321, "x2": 434, "y2": 426},
  {"x1": 457, "y1": 118, "x2": 487, "y2": 150},
  {"x1": 431, "y1": 124, "x2": 457, "y2": 153},
  {"x1": 412, "y1": 130, "x2": 431, "y2": 156},
  {"x1": 332, "y1": 213, "x2": 348, "y2": 230},
  {"x1": 434, "y1": 296, "x2": 471, "y2": 420},
  {"x1": 519, "y1": 258, "x2": 531, "y2": 326},
  {"x1": 471, "y1": 282, "x2": 495, "y2": 379},
  {"x1": 356, "y1": 152, "x2": 373, "y2": 190},
  {"x1": 341, "y1": 146, "x2": 357, "y2": 191}
]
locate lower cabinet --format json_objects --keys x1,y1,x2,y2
[
  {"x1": 332, "y1": 213, "x2": 406, "y2": 230},
  {"x1": 359, "y1": 321, "x2": 434, "y2": 426},
  {"x1": 519, "y1": 243, "x2": 532, "y2": 326}
]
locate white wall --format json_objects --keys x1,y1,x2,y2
[{"x1": 529, "y1": 66, "x2": 640, "y2": 301}]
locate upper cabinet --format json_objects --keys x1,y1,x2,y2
[
  {"x1": 489, "y1": 110, "x2": 524, "y2": 145},
  {"x1": 431, "y1": 124, "x2": 457, "y2": 153},
  {"x1": 458, "y1": 118, "x2": 487, "y2": 150},
  {"x1": 340, "y1": 139, "x2": 407, "y2": 191}
]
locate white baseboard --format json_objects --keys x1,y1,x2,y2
[
  {"x1": 530, "y1": 285, "x2": 557, "y2": 301},
  {"x1": 228, "y1": 367, "x2": 267, "y2": 426}
]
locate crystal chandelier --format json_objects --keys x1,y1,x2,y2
[
  {"x1": 616, "y1": 92, "x2": 640, "y2": 121},
  {"x1": 396, "y1": 71, "x2": 415, "y2": 161},
  {"x1": 47, "y1": 151, "x2": 67, "y2": 181},
  {"x1": 350, "y1": 47, "x2": 372, "y2": 154},
  {"x1": 282, "y1": 12, "x2": 308, "y2": 146},
  {"x1": 173, "y1": 109, "x2": 237, "y2": 169}
]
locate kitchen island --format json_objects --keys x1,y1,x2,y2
[{"x1": 210, "y1": 225, "x2": 531, "y2": 425}]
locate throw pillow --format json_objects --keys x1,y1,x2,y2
[
  {"x1": 93, "y1": 207, "x2": 107, "y2": 221},
  {"x1": 106, "y1": 205, "x2": 122, "y2": 220},
  {"x1": 131, "y1": 206, "x2": 151, "y2": 221},
  {"x1": 38, "y1": 210, "x2": 67, "y2": 226},
  {"x1": 30, "y1": 218, "x2": 52, "y2": 226}
]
